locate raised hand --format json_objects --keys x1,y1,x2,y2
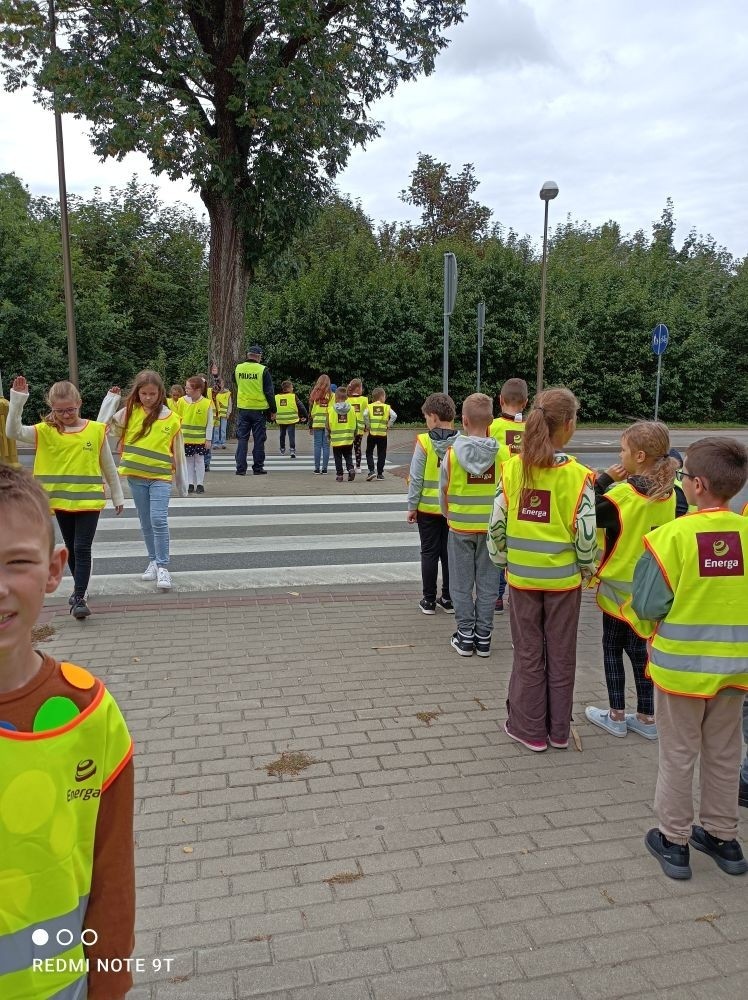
[
  {"x1": 12, "y1": 375, "x2": 28, "y2": 394},
  {"x1": 109, "y1": 386, "x2": 122, "y2": 396}
]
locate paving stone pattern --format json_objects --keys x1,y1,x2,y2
[{"x1": 42, "y1": 590, "x2": 747, "y2": 1000}]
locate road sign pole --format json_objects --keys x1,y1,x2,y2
[
  {"x1": 654, "y1": 353, "x2": 662, "y2": 421},
  {"x1": 443, "y1": 253, "x2": 457, "y2": 395}
]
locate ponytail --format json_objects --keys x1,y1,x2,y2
[{"x1": 519, "y1": 387, "x2": 579, "y2": 493}]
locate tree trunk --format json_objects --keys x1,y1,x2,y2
[{"x1": 204, "y1": 193, "x2": 251, "y2": 387}]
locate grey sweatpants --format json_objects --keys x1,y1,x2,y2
[{"x1": 447, "y1": 530, "x2": 500, "y2": 636}]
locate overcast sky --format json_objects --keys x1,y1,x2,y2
[{"x1": 1, "y1": 0, "x2": 745, "y2": 257}]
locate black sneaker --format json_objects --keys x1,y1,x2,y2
[
  {"x1": 644, "y1": 828, "x2": 691, "y2": 880},
  {"x1": 495, "y1": 597, "x2": 504, "y2": 613},
  {"x1": 689, "y1": 825, "x2": 748, "y2": 875},
  {"x1": 253, "y1": 469, "x2": 267, "y2": 476},
  {"x1": 188, "y1": 484, "x2": 195, "y2": 494},
  {"x1": 348, "y1": 470, "x2": 356, "y2": 481},
  {"x1": 236, "y1": 470, "x2": 246, "y2": 476},
  {"x1": 290, "y1": 453, "x2": 296, "y2": 459},
  {"x1": 436, "y1": 597, "x2": 455, "y2": 614},
  {"x1": 474, "y1": 631, "x2": 492, "y2": 657},
  {"x1": 196, "y1": 484, "x2": 205, "y2": 494},
  {"x1": 450, "y1": 631, "x2": 474, "y2": 657},
  {"x1": 377, "y1": 474, "x2": 385, "y2": 480},
  {"x1": 366, "y1": 471, "x2": 376, "y2": 481},
  {"x1": 68, "y1": 593, "x2": 77, "y2": 607},
  {"x1": 71, "y1": 598, "x2": 91, "y2": 621},
  {"x1": 740, "y1": 778, "x2": 748, "y2": 809},
  {"x1": 314, "y1": 469, "x2": 321, "y2": 474},
  {"x1": 321, "y1": 469, "x2": 328, "y2": 474},
  {"x1": 419, "y1": 598, "x2": 436, "y2": 615}
]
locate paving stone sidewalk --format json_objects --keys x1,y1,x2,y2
[{"x1": 40, "y1": 590, "x2": 747, "y2": 1000}]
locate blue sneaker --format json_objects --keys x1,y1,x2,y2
[
  {"x1": 585, "y1": 706, "x2": 626, "y2": 738},
  {"x1": 625, "y1": 714, "x2": 658, "y2": 741}
]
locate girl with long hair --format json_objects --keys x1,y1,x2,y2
[
  {"x1": 177, "y1": 375, "x2": 214, "y2": 493},
  {"x1": 99, "y1": 370, "x2": 187, "y2": 591},
  {"x1": 586, "y1": 421, "x2": 684, "y2": 741},
  {"x1": 487, "y1": 387, "x2": 596, "y2": 752},
  {"x1": 309, "y1": 374, "x2": 332, "y2": 474},
  {"x1": 7, "y1": 375, "x2": 124, "y2": 618}
]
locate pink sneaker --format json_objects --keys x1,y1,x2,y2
[{"x1": 504, "y1": 721, "x2": 547, "y2": 753}]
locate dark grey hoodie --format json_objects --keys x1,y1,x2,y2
[{"x1": 407, "y1": 428, "x2": 459, "y2": 510}]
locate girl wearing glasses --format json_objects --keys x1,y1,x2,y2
[{"x1": 5, "y1": 376, "x2": 124, "y2": 619}]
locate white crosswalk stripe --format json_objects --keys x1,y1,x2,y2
[
  {"x1": 208, "y1": 454, "x2": 395, "y2": 473},
  {"x1": 54, "y1": 494, "x2": 420, "y2": 597}
]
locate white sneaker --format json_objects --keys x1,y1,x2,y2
[
  {"x1": 156, "y1": 566, "x2": 172, "y2": 590},
  {"x1": 141, "y1": 561, "x2": 157, "y2": 581}
]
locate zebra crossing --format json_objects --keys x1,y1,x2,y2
[
  {"x1": 64, "y1": 494, "x2": 421, "y2": 597},
  {"x1": 207, "y1": 452, "x2": 395, "y2": 473}
]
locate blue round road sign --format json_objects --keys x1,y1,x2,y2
[{"x1": 651, "y1": 324, "x2": 669, "y2": 356}]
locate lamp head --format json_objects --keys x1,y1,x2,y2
[{"x1": 539, "y1": 181, "x2": 559, "y2": 202}]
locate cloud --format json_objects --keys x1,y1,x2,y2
[{"x1": 440, "y1": 0, "x2": 561, "y2": 73}]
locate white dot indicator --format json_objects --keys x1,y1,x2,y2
[{"x1": 31, "y1": 928, "x2": 49, "y2": 946}]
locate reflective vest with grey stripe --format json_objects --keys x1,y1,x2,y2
[
  {"x1": 643, "y1": 510, "x2": 748, "y2": 696},
  {"x1": 118, "y1": 406, "x2": 181, "y2": 481},
  {"x1": 0, "y1": 676, "x2": 133, "y2": 999},
  {"x1": 33, "y1": 421, "x2": 106, "y2": 512},
  {"x1": 416, "y1": 433, "x2": 442, "y2": 515},
  {"x1": 445, "y1": 446, "x2": 502, "y2": 533},
  {"x1": 596, "y1": 481, "x2": 677, "y2": 637},
  {"x1": 503, "y1": 453, "x2": 592, "y2": 591}
]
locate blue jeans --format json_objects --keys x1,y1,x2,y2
[
  {"x1": 279, "y1": 424, "x2": 296, "y2": 452},
  {"x1": 313, "y1": 428, "x2": 330, "y2": 472},
  {"x1": 213, "y1": 417, "x2": 228, "y2": 447},
  {"x1": 128, "y1": 478, "x2": 172, "y2": 567},
  {"x1": 498, "y1": 568, "x2": 507, "y2": 599},
  {"x1": 236, "y1": 409, "x2": 267, "y2": 473}
]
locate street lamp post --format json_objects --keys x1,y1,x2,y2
[
  {"x1": 49, "y1": 0, "x2": 79, "y2": 388},
  {"x1": 537, "y1": 180, "x2": 559, "y2": 393}
]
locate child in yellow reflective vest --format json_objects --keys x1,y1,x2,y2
[
  {"x1": 632, "y1": 436, "x2": 748, "y2": 880},
  {"x1": 347, "y1": 378, "x2": 367, "y2": 472},
  {"x1": 167, "y1": 383, "x2": 185, "y2": 413},
  {"x1": 407, "y1": 392, "x2": 458, "y2": 615},
  {"x1": 0, "y1": 466, "x2": 135, "y2": 1000},
  {"x1": 98, "y1": 370, "x2": 188, "y2": 593},
  {"x1": 6, "y1": 376, "x2": 124, "y2": 620},
  {"x1": 327, "y1": 385, "x2": 362, "y2": 482},
  {"x1": 179, "y1": 375, "x2": 214, "y2": 494},
  {"x1": 308, "y1": 374, "x2": 332, "y2": 474},
  {"x1": 586, "y1": 421, "x2": 685, "y2": 742},
  {"x1": 440, "y1": 393, "x2": 504, "y2": 658},
  {"x1": 364, "y1": 387, "x2": 397, "y2": 480},
  {"x1": 274, "y1": 379, "x2": 308, "y2": 457},
  {"x1": 489, "y1": 377, "x2": 528, "y2": 614},
  {"x1": 487, "y1": 387, "x2": 596, "y2": 752},
  {"x1": 212, "y1": 378, "x2": 233, "y2": 449}
]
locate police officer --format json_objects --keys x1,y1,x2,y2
[{"x1": 234, "y1": 346, "x2": 276, "y2": 475}]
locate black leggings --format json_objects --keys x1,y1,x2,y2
[
  {"x1": 601, "y1": 611, "x2": 653, "y2": 715},
  {"x1": 55, "y1": 510, "x2": 100, "y2": 598}
]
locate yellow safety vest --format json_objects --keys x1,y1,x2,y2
[
  {"x1": 743, "y1": 502, "x2": 748, "y2": 517},
  {"x1": 644, "y1": 510, "x2": 748, "y2": 697},
  {"x1": 34, "y1": 421, "x2": 107, "y2": 513},
  {"x1": 118, "y1": 407, "x2": 181, "y2": 482},
  {"x1": 490, "y1": 416, "x2": 525, "y2": 456},
  {"x1": 596, "y1": 482, "x2": 677, "y2": 637},
  {"x1": 166, "y1": 398, "x2": 182, "y2": 413},
  {"x1": 178, "y1": 397, "x2": 212, "y2": 445},
  {"x1": 416, "y1": 434, "x2": 442, "y2": 516},
  {"x1": 274, "y1": 393, "x2": 299, "y2": 425},
  {"x1": 0, "y1": 668, "x2": 132, "y2": 1000},
  {"x1": 503, "y1": 454, "x2": 592, "y2": 591},
  {"x1": 368, "y1": 402, "x2": 390, "y2": 436},
  {"x1": 310, "y1": 398, "x2": 330, "y2": 430},
  {"x1": 328, "y1": 406, "x2": 358, "y2": 446},
  {"x1": 215, "y1": 391, "x2": 231, "y2": 418},
  {"x1": 445, "y1": 448, "x2": 502, "y2": 533},
  {"x1": 234, "y1": 362, "x2": 268, "y2": 409},
  {"x1": 348, "y1": 395, "x2": 368, "y2": 426}
]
